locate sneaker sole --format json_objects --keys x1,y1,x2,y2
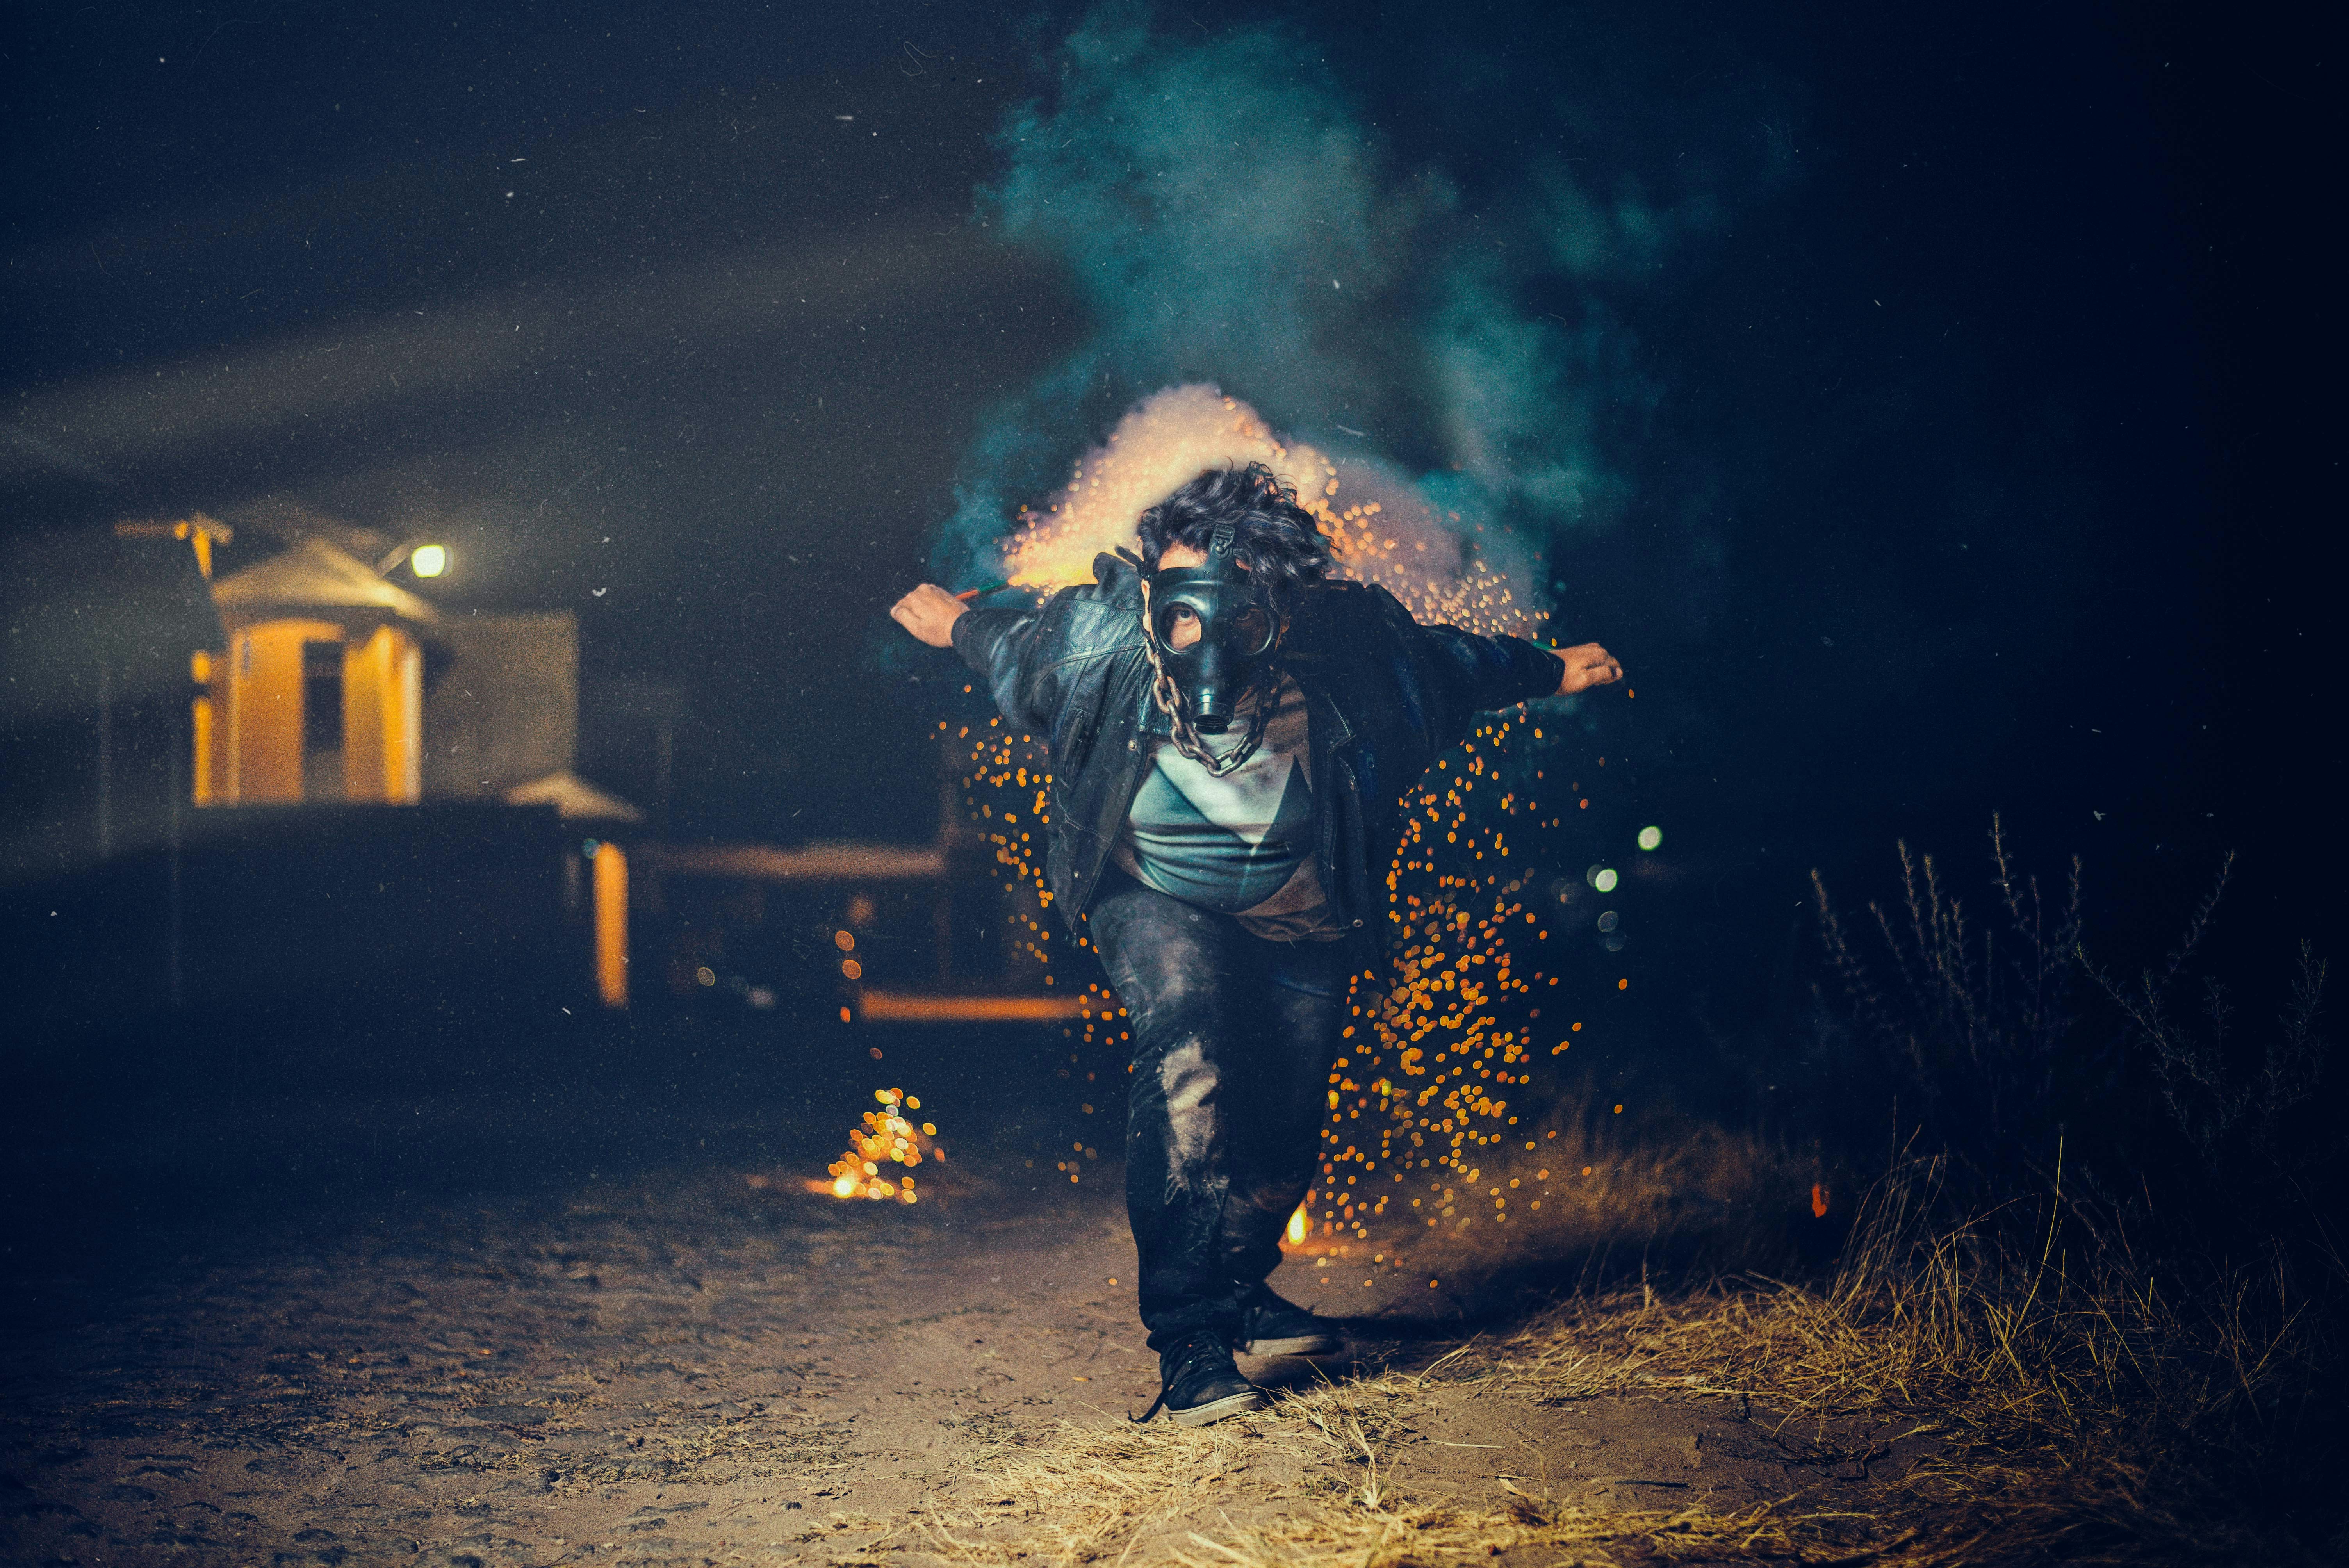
[
  {"x1": 1236, "y1": 1334, "x2": 1343, "y2": 1357},
  {"x1": 1167, "y1": 1389, "x2": 1266, "y2": 1426}
]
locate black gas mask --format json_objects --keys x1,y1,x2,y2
[{"x1": 1140, "y1": 522, "x2": 1281, "y2": 748}]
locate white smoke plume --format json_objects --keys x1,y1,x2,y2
[{"x1": 1000, "y1": 384, "x2": 1540, "y2": 637}]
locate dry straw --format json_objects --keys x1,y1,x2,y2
[{"x1": 918, "y1": 1155, "x2": 2328, "y2": 1566}]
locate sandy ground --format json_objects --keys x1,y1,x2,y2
[{"x1": 0, "y1": 1144, "x2": 1934, "y2": 1568}]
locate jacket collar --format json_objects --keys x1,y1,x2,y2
[{"x1": 1093, "y1": 551, "x2": 1144, "y2": 601}]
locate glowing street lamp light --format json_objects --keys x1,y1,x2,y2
[{"x1": 408, "y1": 543, "x2": 449, "y2": 578}]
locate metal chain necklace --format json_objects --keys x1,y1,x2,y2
[{"x1": 1138, "y1": 578, "x2": 1278, "y2": 777}]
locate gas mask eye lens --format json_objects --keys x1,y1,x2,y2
[
  {"x1": 1230, "y1": 606, "x2": 1273, "y2": 654},
  {"x1": 1157, "y1": 604, "x2": 1202, "y2": 649}
]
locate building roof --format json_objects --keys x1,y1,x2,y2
[
  {"x1": 502, "y1": 770, "x2": 643, "y2": 823},
  {"x1": 210, "y1": 536, "x2": 438, "y2": 623}
]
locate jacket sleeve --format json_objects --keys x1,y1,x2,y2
[
  {"x1": 951, "y1": 555, "x2": 1141, "y2": 738},
  {"x1": 950, "y1": 599, "x2": 1067, "y2": 737},
  {"x1": 1416, "y1": 622, "x2": 1565, "y2": 713},
  {"x1": 1360, "y1": 583, "x2": 1564, "y2": 738}
]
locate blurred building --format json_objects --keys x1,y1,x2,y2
[
  {"x1": 200, "y1": 532, "x2": 583, "y2": 809},
  {"x1": 0, "y1": 516, "x2": 637, "y2": 1030},
  {"x1": 639, "y1": 731, "x2": 1082, "y2": 1025},
  {"x1": 3, "y1": 513, "x2": 1066, "y2": 1036}
]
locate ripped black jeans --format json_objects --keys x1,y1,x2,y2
[{"x1": 1086, "y1": 865, "x2": 1362, "y2": 1351}]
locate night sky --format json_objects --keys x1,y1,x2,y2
[{"x1": 5, "y1": 2, "x2": 2337, "y2": 989}]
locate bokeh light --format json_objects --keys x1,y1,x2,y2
[
  {"x1": 408, "y1": 543, "x2": 447, "y2": 578},
  {"x1": 1637, "y1": 825, "x2": 1663, "y2": 851},
  {"x1": 809, "y1": 1088, "x2": 936, "y2": 1203}
]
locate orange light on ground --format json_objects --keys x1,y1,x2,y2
[
  {"x1": 593, "y1": 842, "x2": 629, "y2": 1008},
  {"x1": 808, "y1": 1088, "x2": 940, "y2": 1203}
]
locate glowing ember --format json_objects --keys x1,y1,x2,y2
[
  {"x1": 956, "y1": 713, "x2": 1636, "y2": 1264},
  {"x1": 938, "y1": 398, "x2": 1641, "y2": 1267},
  {"x1": 809, "y1": 1087, "x2": 943, "y2": 1204},
  {"x1": 946, "y1": 686, "x2": 1634, "y2": 1266}
]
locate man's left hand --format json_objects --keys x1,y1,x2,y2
[{"x1": 1554, "y1": 642, "x2": 1623, "y2": 695}]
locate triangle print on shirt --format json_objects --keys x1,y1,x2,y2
[{"x1": 1120, "y1": 679, "x2": 1321, "y2": 919}]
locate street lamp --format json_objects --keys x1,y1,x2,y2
[{"x1": 408, "y1": 543, "x2": 448, "y2": 578}]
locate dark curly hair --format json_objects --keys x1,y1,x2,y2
[{"x1": 1135, "y1": 463, "x2": 1333, "y2": 601}]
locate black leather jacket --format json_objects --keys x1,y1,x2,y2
[{"x1": 952, "y1": 552, "x2": 1567, "y2": 938}]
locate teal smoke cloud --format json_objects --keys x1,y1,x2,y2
[{"x1": 936, "y1": 2, "x2": 1796, "y2": 589}]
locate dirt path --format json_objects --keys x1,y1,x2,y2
[{"x1": 0, "y1": 1149, "x2": 1939, "y2": 1568}]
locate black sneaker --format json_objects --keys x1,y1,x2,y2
[
  {"x1": 1134, "y1": 1332, "x2": 1265, "y2": 1426},
  {"x1": 1234, "y1": 1286, "x2": 1343, "y2": 1357}
]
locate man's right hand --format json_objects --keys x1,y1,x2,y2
[{"x1": 889, "y1": 583, "x2": 968, "y2": 649}]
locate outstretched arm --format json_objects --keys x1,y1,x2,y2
[
  {"x1": 1362, "y1": 581, "x2": 1630, "y2": 753},
  {"x1": 1403, "y1": 603, "x2": 1626, "y2": 718},
  {"x1": 891, "y1": 581, "x2": 1065, "y2": 737}
]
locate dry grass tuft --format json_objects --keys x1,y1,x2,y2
[
  {"x1": 925, "y1": 1155, "x2": 2334, "y2": 1566},
  {"x1": 1171, "y1": 1499, "x2": 1891, "y2": 1568},
  {"x1": 923, "y1": 1361, "x2": 1924, "y2": 1568},
  {"x1": 925, "y1": 1416, "x2": 1271, "y2": 1565},
  {"x1": 1468, "y1": 1159, "x2": 2334, "y2": 1564}
]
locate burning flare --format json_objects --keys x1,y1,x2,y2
[{"x1": 810, "y1": 1087, "x2": 943, "y2": 1203}]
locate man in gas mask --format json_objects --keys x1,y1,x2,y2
[{"x1": 891, "y1": 464, "x2": 1622, "y2": 1423}]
